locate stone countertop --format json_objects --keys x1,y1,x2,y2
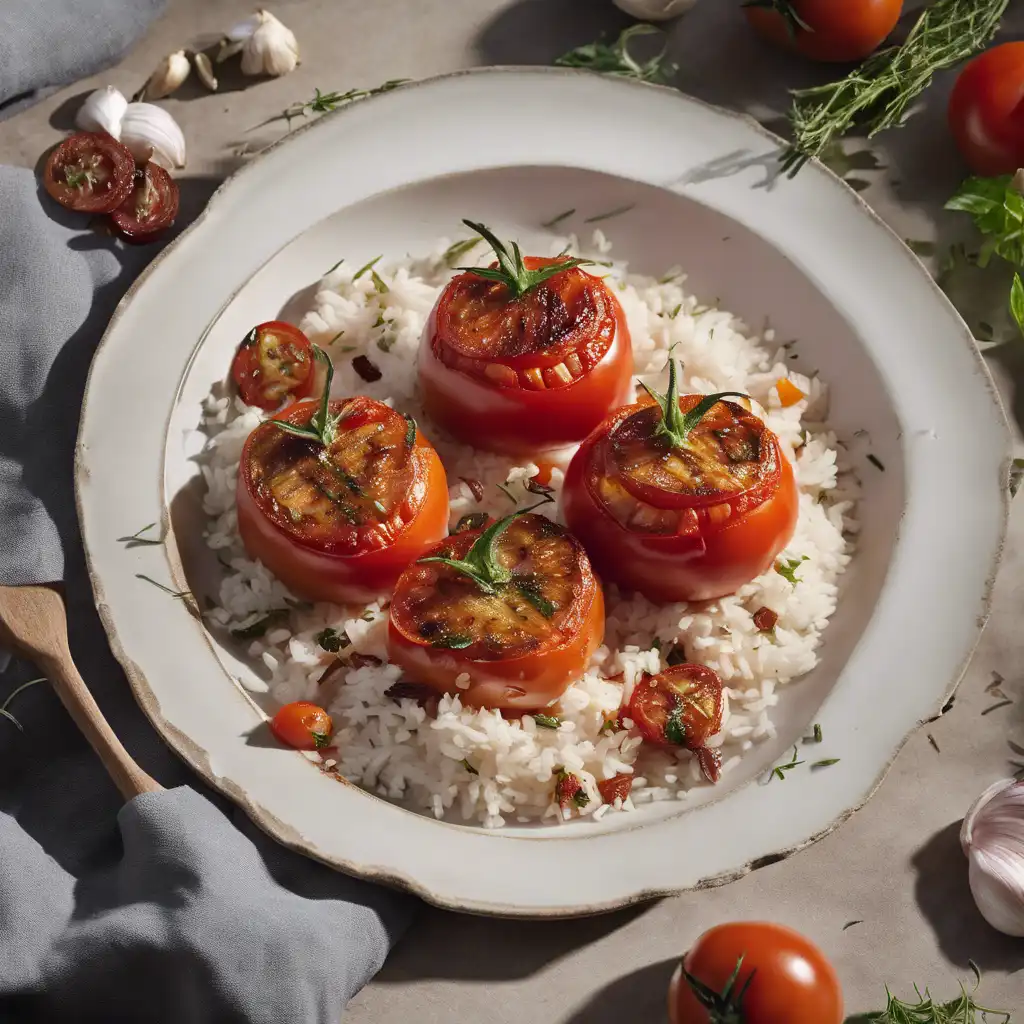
[{"x1": 2, "y1": 0, "x2": 1021, "y2": 1019}]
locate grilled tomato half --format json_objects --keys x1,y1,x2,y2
[
  {"x1": 418, "y1": 221, "x2": 632, "y2": 455},
  {"x1": 387, "y1": 508, "x2": 604, "y2": 710},
  {"x1": 562, "y1": 358, "x2": 798, "y2": 603}
]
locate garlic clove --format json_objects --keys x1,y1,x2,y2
[
  {"x1": 120, "y1": 103, "x2": 187, "y2": 170},
  {"x1": 239, "y1": 9, "x2": 300, "y2": 78},
  {"x1": 75, "y1": 86, "x2": 128, "y2": 140},
  {"x1": 193, "y1": 51, "x2": 219, "y2": 91},
  {"x1": 961, "y1": 777, "x2": 1024, "y2": 937},
  {"x1": 142, "y1": 50, "x2": 191, "y2": 101},
  {"x1": 612, "y1": 0, "x2": 697, "y2": 19}
]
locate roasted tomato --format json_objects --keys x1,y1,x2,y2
[
  {"x1": 562, "y1": 359, "x2": 798, "y2": 603},
  {"x1": 629, "y1": 663, "x2": 724, "y2": 782},
  {"x1": 43, "y1": 131, "x2": 136, "y2": 213},
  {"x1": 948, "y1": 43, "x2": 1024, "y2": 176},
  {"x1": 597, "y1": 772, "x2": 634, "y2": 805},
  {"x1": 232, "y1": 321, "x2": 316, "y2": 410},
  {"x1": 668, "y1": 921, "x2": 844, "y2": 1024},
  {"x1": 110, "y1": 162, "x2": 179, "y2": 243},
  {"x1": 270, "y1": 701, "x2": 333, "y2": 750},
  {"x1": 744, "y1": 0, "x2": 902, "y2": 63},
  {"x1": 418, "y1": 221, "x2": 632, "y2": 455},
  {"x1": 237, "y1": 351, "x2": 448, "y2": 604},
  {"x1": 387, "y1": 509, "x2": 604, "y2": 710}
]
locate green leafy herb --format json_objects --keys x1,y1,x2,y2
[
  {"x1": 541, "y1": 208, "x2": 575, "y2": 230},
  {"x1": 431, "y1": 633, "x2": 473, "y2": 650},
  {"x1": 768, "y1": 745, "x2": 804, "y2": 781},
  {"x1": 456, "y1": 220, "x2": 595, "y2": 298},
  {"x1": 353, "y1": 255, "x2": 382, "y2": 281},
  {"x1": 460, "y1": 758, "x2": 478, "y2": 775},
  {"x1": 231, "y1": 610, "x2": 289, "y2": 639},
  {"x1": 783, "y1": 0, "x2": 1008, "y2": 175},
  {"x1": 514, "y1": 577, "x2": 556, "y2": 618},
  {"x1": 117, "y1": 522, "x2": 163, "y2": 546},
  {"x1": 664, "y1": 704, "x2": 687, "y2": 746},
  {"x1": 324, "y1": 257, "x2": 345, "y2": 275},
  {"x1": 741, "y1": 0, "x2": 812, "y2": 35},
  {"x1": 315, "y1": 627, "x2": 349, "y2": 653},
  {"x1": 0, "y1": 677, "x2": 45, "y2": 733},
  {"x1": 555, "y1": 24, "x2": 676, "y2": 85},
  {"x1": 867, "y1": 453, "x2": 886, "y2": 472},
  {"x1": 370, "y1": 268, "x2": 388, "y2": 294},
  {"x1": 311, "y1": 730, "x2": 331, "y2": 750},
  {"x1": 584, "y1": 203, "x2": 635, "y2": 224},
  {"x1": 573, "y1": 788, "x2": 590, "y2": 809},
  {"x1": 668, "y1": 303, "x2": 682, "y2": 319},
  {"x1": 258, "y1": 79, "x2": 409, "y2": 130},
  {"x1": 136, "y1": 574, "x2": 192, "y2": 601},
  {"x1": 680, "y1": 956, "x2": 754, "y2": 1022},
  {"x1": 811, "y1": 723, "x2": 823, "y2": 743},
  {"x1": 811, "y1": 758, "x2": 841, "y2": 769},
  {"x1": 1009, "y1": 458, "x2": 1024, "y2": 498},
  {"x1": 847, "y1": 970, "x2": 1010, "y2": 1023},
  {"x1": 271, "y1": 346, "x2": 340, "y2": 447},
  {"x1": 442, "y1": 235, "x2": 482, "y2": 266},
  {"x1": 532, "y1": 713, "x2": 561, "y2": 729},
  {"x1": 775, "y1": 556, "x2": 808, "y2": 585}
]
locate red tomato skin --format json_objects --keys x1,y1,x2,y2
[
  {"x1": 745, "y1": 0, "x2": 902, "y2": 63},
  {"x1": 418, "y1": 290, "x2": 633, "y2": 456},
  {"x1": 269, "y1": 702, "x2": 332, "y2": 750},
  {"x1": 387, "y1": 583, "x2": 604, "y2": 711},
  {"x1": 561, "y1": 417, "x2": 799, "y2": 603},
  {"x1": 236, "y1": 416, "x2": 449, "y2": 605},
  {"x1": 231, "y1": 321, "x2": 315, "y2": 411},
  {"x1": 43, "y1": 132, "x2": 136, "y2": 214},
  {"x1": 669, "y1": 921, "x2": 844, "y2": 1024},
  {"x1": 110, "y1": 162, "x2": 180, "y2": 244},
  {"x1": 949, "y1": 43, "x2": 1024, "y2": 176}
]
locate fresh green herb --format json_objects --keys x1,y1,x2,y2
[
  {"x1": 811, "y1": 758, "x2": 841, "y2": 769},
  {"x1": 1009, "y1": 458, "x2": 1024, "y2": 498},
  {"x1": 541, "y1": 208, "x2": 575, "y2": 230},
  {"x1": 324, "y1": 257, "x2": 345, "y2": 275},
  {"x1": 315, "y1": 627, "x2": 349, "y2": 653},
  {"x1": 741, "y1": 0, "x2": 812, "y2": 35},
  {"x1": 0, "y1": 677, "x2": 45, "y2": 733},
  {"x1": 404, "y1": 414, "x2": 417, "y2": 447},
  {"x1": 664, "y1": 704, "x2": 687, "y2": 746},
  {"x1": 370, "y1": 268, "x2": 388, "y2": 294},
  {"x1": 573, "y1": 788, "x2": 590, "y2": 809},
  {"x1": 680, "y1": 956, "x2": 754, "y2": 1022},
  {"x1": 311, "y1": 730, "x2": 331, "y2": 750},
  {"x1": 775, "y1": 556, "x2": 808, "y2": 585},
  {"x1": 64, "y1": 165, "x2": 96, "y2": 189},
  {"x1": 782, "y1": 0, "x2": 1008, "y2": 175},
  {"x1": 600, "y1": 716, "x2": 620, "y2": 734},
  {"x1": 847, "y1": 968, "x2": 1010, "y2": 1024},
  {"x1": 768, "y1": 745, "x2": 804, "y2": 781},
  {"x1": 353, "y1": 255, "x2": 382, "y2": 281},
  {"x1": 555, "y1": 24, "x2": 676, "y2": 85},
  {"x1": 135, "y1": 574, "x2": 192, "y2": 601},
  {"x1": 257, "y1": 79, "x2": 409, "y2": 130},
  {"x1": 584, "y1": 203, "x2": 635, "y2": 224},
  {"x1": 811, "y1": 723, "x2": 823, "y2": 743},
  {"x1": 532, "y1": 713, "x2": 561, "y2": 729},
  {"x1": 456, "y1": 220, "x2": 595, "y2": 298},
  {"x1": 668, "y1": 303, "x2": 682, "y2": 319},
  {"x1": 430, "y1": 633, "x2": 473, "y2": 650},
  {"x1": 867, "y1": 453, "x2": 886, "y2": 472},
  {"x1": 843, "y1": 920, "x2": 864, "y2": 931},
  {"x1": 230, "y1": 610, "x2": 289, "y2": 639},
  {"x1": 117, "y1": 522, "x2": 163, "y2": 546},
  {"x1": 271, "y1": 346, "x2": 340, "y2": 447},
  {"x1": 514, "y1": 577, "x2": 556, "y2": 618},
  {"x1": 460, "y1": 758, "x2": 478, "y2": 775},
  {"x1": 442, "y1": 235, "x2": 482, "y2": 266},
  {"x1": 496, "y1": 482, "x2": 518, "y2": 504}
]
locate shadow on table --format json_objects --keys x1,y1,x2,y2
[
  {"x1": 912, "y1": 821, "x2": 1024, "y2": 975},
  {"x1": 563, "y1": 957, "x2": 676, "y2": 1024},
  {"x1": 377, "y1": 901, "x2": 657, "y2": 983}
]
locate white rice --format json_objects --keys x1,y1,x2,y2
[{"x1": 197, "y1": 230, "x2": 857, "y2": 828}]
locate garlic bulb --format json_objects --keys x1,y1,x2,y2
[
  {"x1": 143, "y1": 50, "x2": 191, "y2": 100},
  {"x1": 612, "y1": 0, "x2": 697, "y2": 20},
  {"x1": 120, "y1": 103, "x2": 187, "y2": 169},
  {"x1": 228, "y1": 9, "x2": 300, "y2": 77},
  {"x1": 961, "y1": 778, "x2": 1024, "y2": 936},
  {"x1": 75, "y1": 86, "x2": 128, "y2": 139}
]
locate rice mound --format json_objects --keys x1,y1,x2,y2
[{"x1": 197, "y1": 230, "x2": 858, "y2": 828}]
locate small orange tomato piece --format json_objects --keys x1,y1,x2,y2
[
  {"x1": 270, "y1": 701, "x2": 333, "y2": 750},
  {"x1": 776, "y1": 378, "x2": 806, "y2": 407}
]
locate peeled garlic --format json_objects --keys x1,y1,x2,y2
[
  {"x1": 613, "y1": 0, "x2": 697, "y2": 20},
  {"x1": 193, "y1": 51, "x2": 218, "y2": 92},
  {"x1": 143, "y1": 50, "x2": 191, "y2": 100},
  {"x1": 120, "y1": 103, "x2": 187, "y2": 169},
  {"x1": 75, "y1": 86, "x2": 129, "y2": 139},
  {"x1": 227, "y1": 9, "x2": 300, "y2": 77},
  {"x1": 961, "y1": 778, "x2": 1024, "y2": 936}
]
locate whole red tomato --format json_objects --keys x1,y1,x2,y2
[
  {"x1": 668, "y1": 921, "x2": 844, "y2": 1024},
  {"x1": 388, "y1": 511, "x2": 604, "y2": 710},
  {"x1": 949, "y1": 43, "x2": 1024, "y2": 176},
  {"x1": 237, "y1": 396, "x2": 448, "y2": 605},
  {"x1": 744, "y1": 0, "x2": 902, "y2": 63},
  {"x1": 419, "y1": 255, "x2": 632, "y2": 455},
  {"x1": 561, "y1": 373, "x2": 798, "y2": 603}
]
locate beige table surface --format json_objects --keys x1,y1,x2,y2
[{"x1": 3, "y1": 0, "x2": 1022, "y2": 1019}]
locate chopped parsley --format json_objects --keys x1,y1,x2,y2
[
  {"x1": 532, "y1": 713, "x2": 561, "y2": 729},
  {"x1": 315, "y1": 627, "x2": 349, "y2": 653},
  {"x1": 811, "y1": 758, "x2": 841, "y2": 769},
  {"x1": 431, "y1": 633, "x2": 473, "y2": 650},
  {"x1": 352, "y1": 255, "x2": 382, "y2": 281},
  {"x1": 664, "y1": 703, "x2": 686, "y2": 746},
  {"x1": 775, "y1": 556, "x2": 808, "y2": 585}
]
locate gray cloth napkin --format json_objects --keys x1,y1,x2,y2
[{"x1": 0, "y1": 10, "x2": 414, "y2": 1022}]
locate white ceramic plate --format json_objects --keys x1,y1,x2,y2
[{"x1": 77, "y1": 69, "x2": 1011, "y2": 917}]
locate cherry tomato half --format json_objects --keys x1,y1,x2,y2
[
  {"x1": 419, "y1": 257, "x2": 632, "y2": 455},
  {"x1": 744, "y1": 0, "x2": 902, "y2": 63},
  {"x1": 110, "y1": 162, "x2": 180, "y2": 244},
  {"x1": 43, "y1": 131, "x2": 136, "y2": 214},
  {"x1": 562, "y1": 394, "x2": 798, "y2": 603},
  {"x1": 387, "y1": 512, "x2": 604, "y2": 710},
  {"x1": 668, "y1": 921, "x2": 844, "y2": 1024},
  {"x1": 949, "y1": 43, "x2": 1024, "y2": 176},
  {"x1": 237, "y1": 397, "x2": 449, "y2": 604},
  {"x1": 270, "y1": 701, "x2": 333, "y2": 750},
  {"x1": 232, "y1": 322, "x2": 316, "y2": 410}
]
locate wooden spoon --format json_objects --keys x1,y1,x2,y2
[{"x1": 0, "y1": 583, "x2": 161, "y2": 799}]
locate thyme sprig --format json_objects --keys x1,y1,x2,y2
[
  {"x1": 848, "y1": 965, "x2": 1010, "y2": 1023},
  {"x1": 556, "y1": 24, "x2": 676, "y2": 85},
  {"x1": 782, "y1": 0, "x2": 1008, "y2": 175},
  {"x1": 257, "y1": 79, "x2": 409, "y2": 130},
  {"x1": 456, "y1": 220, "x2": 595, "y2": 298},
  {"x1": 271, "y1": 346, "x2": 340, "y2": 447}
]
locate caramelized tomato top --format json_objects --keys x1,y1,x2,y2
[
  {"x1": 391, "y1": 514, "x2": 594, "y2": 661},
  {"x1": 435, "y1": 258, "x2": 619, "y2": 388},
  {"x1": 242, "y1": 397, "x2": 426, "y2": 554}
]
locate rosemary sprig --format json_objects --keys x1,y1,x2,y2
[
  {"x1": 741, "y1": 0, "x2": 812, "y2": 36},
  {"x1": 0, "y1": 677, "x2": 45, "y2": 733},
  {"x1": 456, "y1": 220, "x2": 595, "y2": 297},
  {"x1": 271, "y1": 346, "x2": 340, "y2": 447},
  {"x1": 768, "y1": 744, "x2": 804, "y2": 781},
  {"x1": 848, "y1": 973, "x2": 1010, "y2": 1023},
  {"x1": 782, "y1": 0, "x2": 1008, "y2": 175},
  {"x1": 256, "y1": 79, "x2": 409, "y2": 130},
  {"x1": 556, "y1": 24, "x2": 676, "y2": 85},
  {"x1": 117, "y1": 522, "x2": 163, "y2": 546}
]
